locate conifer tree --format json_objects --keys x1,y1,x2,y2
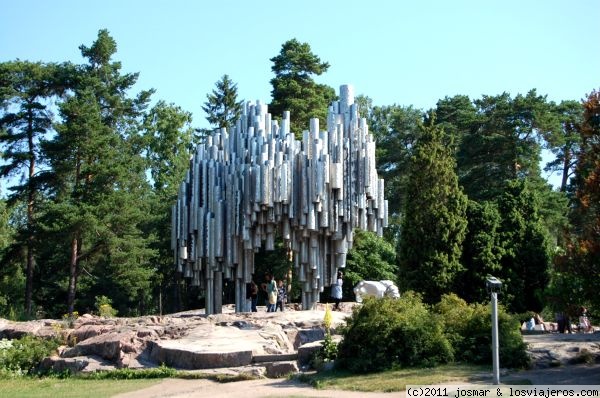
[
  {"x1": 398, "y1": 116, "x2": 468, "y2": 303},
  {"x1": 40, "y1": 30, "x2": 155, "y2": 315},
  {"x1": 202, "y1": 74, "x2": 242, "y2": 131},
  {"x1": 269, "y1": 39, "x2": 335, "y2": 136},
  {"x1": 0, "y1": 60, "x2": 64, "y2": 315},
  {"x1": 496, "y1": 179, "x2": 551, "y2": 312},
  {"x1": 568, "y1": 89, "x2": 600, "y2": 308}
]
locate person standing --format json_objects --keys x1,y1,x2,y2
[
  {"x1": 331, "y1": 271, "x2": 343, "y2": 311},
  {"x1": 276, "y1": 280, "x2": 287, "y2": 312},
  {"x1": 246, "y1": 275, "x2": 258, "y2": 312},
  {"x1": 264, "y1": 273, "x2": 277, "y2": 312}
]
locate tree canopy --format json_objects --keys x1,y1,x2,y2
[
  {"x1": 0, "y1": 32, "x2": 596, "y2": 319},
  {"x1": 269, "y1": 39, "x2": 336, "y2": 137}
]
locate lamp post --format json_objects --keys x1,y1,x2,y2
[{"x1": 486, "y1": 276, "x2": 502, "y2": 385}]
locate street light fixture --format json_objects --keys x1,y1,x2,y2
[{"x1": 486, "y1": 276, "x2": 502, "y2": 385}]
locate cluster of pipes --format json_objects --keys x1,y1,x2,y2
[{"x1": 171, "y1": 84, "x2": 388, "y2": 314}]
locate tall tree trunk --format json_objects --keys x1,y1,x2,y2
[
  {"x1": 560, "y1": 147, "x2": 571, "y2": 192},
  {"x1": 67, "y1": 157, "x2": 83, "y2": 315},
  {"x1": 67, "y1": 234, "x2": 79, "y2": 315},
  {"x1": 25, "y1": 109, "x2": 36, "y2": 316}
]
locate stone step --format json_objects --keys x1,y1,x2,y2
[{"x1": 252, "y1": 353, "x2": 298, "y2": 363}]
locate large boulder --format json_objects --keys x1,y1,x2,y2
[
  {"x1": 0, "y1": 319, "x2": 58, "y2": 339},
  {"x1": 265, "y1": 361, "x2": 299, "y2": 378},
  {"x1": 62, "y1": 331, "x2": 142, "y2": 362}
]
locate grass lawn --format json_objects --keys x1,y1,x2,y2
[
  {"x1": 0, "y1": 378, "x2": 160, "y2": 398},
  {"x1": 299, "y1": 363, "x2": 491, "y2": 392}
]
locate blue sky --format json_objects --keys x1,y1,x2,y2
[{"x1": 1, "y1": 0, "x2": 599, "y2": 185}]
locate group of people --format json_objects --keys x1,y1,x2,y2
[
  {"x1": 245, "y1": 270, "x2": 345, "y2": 312},
  {"x1": 528, "y1": 307, "x2": 594, "y2": 333},
  {"x1": 555, "y1": 307, "x2": 593, "y2": 333},
  {"x1": 246, "y1": 272, "x2": 288, "y2": 312}
]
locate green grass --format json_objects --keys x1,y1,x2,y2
[
  {"x1": 297, "y1": 363, "x2": 491, "y2": 392},
  {"x1": 0, "y1": 378, "x2": 160, "y2": 398},
  {"x1": 0, "y1": 368, "x2": 258, "y2": 398}
]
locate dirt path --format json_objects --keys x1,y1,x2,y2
[
  {"x1": 112, "y1": 364, "x2": 600, "y2": 398},
  {"x1": 112, "y1": 377, "x2": 406, "y2": 398}
]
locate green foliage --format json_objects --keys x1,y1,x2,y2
[
  {"x1": 84, "y1": 364, "x2": 177, "y2": 380},
  {"x1": 566, "y1": 89, "x2": 600, "y2": 311},
  {"x1": 0, "y1": 60, "x2": 66, "y2": 316},
  {"x1": 269, "y1": 39, "x2": 336, "y2": 137},
  {"x1": 61, "y1": 311, "x2": 79, "y2": 328},
  {"x1": 542, "y1": 100, "x2": 583, "y2": 192},
  {"x1": 337, "y1": 293, "x2": 453, "y2": 372},
  {"x1": 202, "y1": 74, "x2": 243, "y2": 130},
  {"x1": 495, "y1": 179, "x2": 551, "y2": 313},
  {"x1": 344, "y1": 230, "x2": 397, "y2": 299},
  {"x1": 456, "y1": 200, "x2": 503, "y2": 303},
  {"x1": 311, "y1": 332, "x2": 338, "y2": 370},
  {"x1": 312, "y1": 305, "x2": 338, "y2": 368},
  {"x1": 94, "y1": 296, "x2": 117, "y2": 318},
  {"x1": 450, "y1": 90, "x2": 555, "y2": 201},
  {"x1": 369, "y1": 104, "x2": 424, "y2": 215},
  {"x1": 37, "y1": 29, "x2": 156, "y2": 316},
  {"x1": 434, "y1": 294, "x2": 529, "y2": 369},
  {"x1": 0, "y1": 336, "x2": 60, "y2": 375},
  {"x1": 398, "y1": 117, "x2": 468, "y2": 303}
]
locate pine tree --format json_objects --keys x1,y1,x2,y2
[
  {"x1": 569, "y1": 89, "x2": 600, "y2": 308},
  {"x1": 0, "y1": 60, "x2": 65, "y2": 316},
  {"x1": 40, "y1": 30, "x2": 155, "y2": 315},
  {"x1": 201, "y1": 74, "x2": 242, "y2": 131},
  {"x1": 398, "y1": 116, "x2": 468, "y2": 303},
  {"x1": 269, "y1": 39, "x2": 336, "y2": 137}
]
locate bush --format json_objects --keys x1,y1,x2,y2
[
  {"x1": 337, "y1": 293, "x2": 453, "y2": 372},
  {"x1": 95, "y1": 295, "x2": 118, "y2": 318},
  {"x1": 0, "y1": 336, "x2": 60, "y2": 375},
  {"x1": 434, "y1": 294, "x2": 529, "y2": 368}
]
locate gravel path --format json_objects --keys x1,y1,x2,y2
[
  {"x1": 113, "y1": 377, "x2": 406, "y2": 398},
  {"x1": 114, "y1": 332, "x2": 600, "y2": 397},
  {"x1": 113, "y1": 364, "x2": 600, "y2": 398}
]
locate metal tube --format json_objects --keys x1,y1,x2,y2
[{"x1": 491, "y1": 292, "x2": 500, "y2": 385}]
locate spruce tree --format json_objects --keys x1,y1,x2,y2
[
  {"x1": 398, "y1": 116, "x2": 468, "y2": 303},
  {"x1": 202, "y1": 74, "x2": 242, "y2": 131},
  {"x1": 496, "y1": 179, "x2": 551, "y2": 312},
  {"x1": 457, "y1": 200, "x2": 503, "y2": 303}
]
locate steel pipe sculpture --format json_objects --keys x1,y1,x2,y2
[{"x1": 172, "y1": 84, "x2": 388, "y2": 314}]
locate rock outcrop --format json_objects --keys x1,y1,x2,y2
[{"x1": 0, "y1": 306, "x2": 348, "y2": 378}]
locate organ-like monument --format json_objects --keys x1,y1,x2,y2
[{"x1": 172, "y1": 85, "x2": 388, "y2": 314}]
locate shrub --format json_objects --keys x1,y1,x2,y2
[
  {"x1": 435, "y1": 294, "x2": 529, "y2": 368},
  {"x1": 311, "y1": 304, "x2": 338, "y2": 369},
  {"x1": 62, "y1": 311, "x2": 79, "y2": 328},
  {"x1": 95, "y1": 295, "x2": 118, "y2": 318},
  {"x1": 337, "y1": 293, "x2": 453, "y2": 372},
  {"x1": 0, "y1": 335, "x2": 60, "y2": 375}
]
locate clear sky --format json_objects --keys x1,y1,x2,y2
[{"x1": 1, "y1": 0, "x2": 599, "y2": 183}]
